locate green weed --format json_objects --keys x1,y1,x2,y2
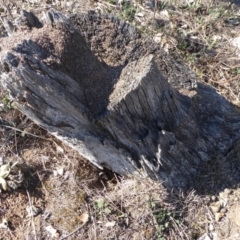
[
  {"x1": 121, "y1": 0, "x2": 136, "y2": 22},
  {"x1": 95, "y1": 199, "x2": 112, "y2": 214},
  {"x1": 148, "y1": 198, "x2": 182, "y2": 239},
  {"x1": 108, "y1": 0, "x2": 117, "y2": 4}
]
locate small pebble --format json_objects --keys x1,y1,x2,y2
[
  {"x1": 219, "y1": 192, "x2": 228, "y2": 200},
  {"x1": 224, "y1": 188, "x2": 231, "y2": 194},
  {"x1": 215, "y1": 212, "x2": 224, "y2": 222},
  {"x1": 220, "y1": 208, "x2": 227, "y2": 213},
  {"x1": 234, "y1": 233, "x2": 240, "y2": 238},
  {"x1": 209, "y1": 223, "x2": 214, "y2": 231},
  {"x1": 145, "y1": 1, "x2": 154, "y2": 9},
  {"x1": 210, "y1": 201, "x2": 221, "y2": 213},
  {"x1": 234, "y1": 196, "x2": 239, "y2": 201},
  {"x1": 211, "y1": 196, "x2": 217, "y2": 201}
]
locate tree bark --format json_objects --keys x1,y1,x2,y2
[{"x1": 1, "y1": 9, "x2": 240, "y2": 189}]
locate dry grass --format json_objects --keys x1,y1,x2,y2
[
  {"x1": 0, "y1": 0, "x2": 240, "y2": 239},
  {"x1": 95, "y1": 0, "x2": 240, "y2": 106}
]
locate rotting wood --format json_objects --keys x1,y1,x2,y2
[{"x1": 1, "y1": 9, "x2": 240, "y2": 190}]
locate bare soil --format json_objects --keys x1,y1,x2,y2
[{"x1": 0, "y1": 0, "x2": 240, "y2": 239}]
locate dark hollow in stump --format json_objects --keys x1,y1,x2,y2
[{"x1": 1, "y1": 9, "x2": 240, "y2": 190}]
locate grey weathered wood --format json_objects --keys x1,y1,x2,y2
[
  {"x1": 1, "y1": 9, "x2": 240, "y2": 189},
  {"x1": 15, "y1": 10, "x2": 43, "y2": 28}
]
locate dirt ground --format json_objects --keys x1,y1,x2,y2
[{"x1": 1, "y1": 0, "x2": 240, "y2": 239}]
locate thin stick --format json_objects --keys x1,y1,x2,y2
[
  {"x1": 26, "y1": 190, "x2": 37, "y2": 240},
  {"x1": 0, "y1": 124, "x2": 50, "y2": 141},
  {"x1": 60, "y1": 221, "x2": 88, "y2": 240},
  {"x1": 1, "y1": 121, "x2": 66, "y2": 161}
]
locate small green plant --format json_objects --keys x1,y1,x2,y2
[
  {"x1": 186, "y1": 53, "x2": 197, "y2": 64},
  {"x1": 147, "y1": 198, "x2": 156, "y2": 208},
  {"x1": 148, "y1": 198, "x2": 182, "y2": 239},
  {"x1": 156, "y1": 1, "x2": 168, "y2": 11},
  {"x1": 122, "y1": 0, "x2": 136, "y2": 22},
  {"x1": 0, "y1": 162, "x2": 24, "y2": 192},
  {"x1": 180, "y1": 2, "x2": 198, "y2": 10},
  {"x1": 108, "y1": 0, "x2": 117, "y2": 4},
  {"x1": 231, "y1": 67, "x2": 240, "y2": 75},
  {"x1": 94, "y1": 199, "x2": 112, "y2": 214},
  {"x1": 1, "y1": 93, "x2": 15, "y2": 110},
  {"x1": 177, "y1": 39, "x2": 188, "y2": 51},
  {"x1": 3, "y1": 96, "x2": 10, "y2": 105},
  {"x1": 209, "y1": 6, "x2": 228, "y2": 18}
]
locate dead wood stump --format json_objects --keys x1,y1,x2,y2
[{"x1": 1, "y1": 9, "x2": 240, "y2": 189}]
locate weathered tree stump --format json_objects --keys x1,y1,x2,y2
[{"x1": 1, "y1": 9, "x2": 240, "y2": 189}]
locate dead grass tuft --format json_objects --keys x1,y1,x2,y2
[{"x1": 1, "y1": 0, "x2": 240, "y2": 239}]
